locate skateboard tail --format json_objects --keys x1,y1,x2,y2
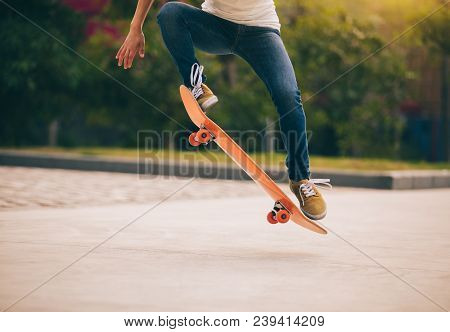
[{"x1": 214, "y1": 134, "x2": 327, "y2": 234}]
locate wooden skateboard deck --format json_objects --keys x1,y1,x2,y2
[{"x1": 180, "y1": 85, "x2": 327, "y2": 234}]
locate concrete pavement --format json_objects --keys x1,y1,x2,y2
[{"x1": 0, "y1": 166, "x2": 449, "y2": 311}]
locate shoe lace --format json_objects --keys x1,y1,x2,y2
[
  {"x1": 190, "y1": 63, "x2": 204, "y2": 99},
  {"x1": 298, "y1": 179, "x2": 332, "y2": 206}
]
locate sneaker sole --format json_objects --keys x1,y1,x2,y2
[
  {"x1": 301, "y1": 209, "x2": 327, "y2": 221},
  {"x1": 200, "y1": 96, "x2": 219, "y2": 111}
]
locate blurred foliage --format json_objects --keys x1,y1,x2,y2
[
  {"x1": 0, "y1": 0, "x2": 443, "y2": 160},
  {"x1": 0, "y1": 0, "x2": 86, "y2": 145},
  {"x1": 280, "y1": 0, "x2": 407, "y2": 157},
  {"x1": 419, "y1": 6, "x2": 449, "y2": 55}
]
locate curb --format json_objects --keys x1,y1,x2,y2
[{"x1": 0, "y1": 151, "x2": 448, "y2": 190}]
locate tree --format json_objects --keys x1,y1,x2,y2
[
  {"x1": 0, "y1": 0, "x2": 85, "y2": 145},
  {"x1": 279, "y1": 0, "x2": 407, "y2": 157},
  {"x1": 419, "y1": 4, "x2": 449, "y2": 161},
  {"x1": 0, "y1": 0, "x2": 412, "y2": 160}
]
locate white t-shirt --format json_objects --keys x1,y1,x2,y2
[{"x1": 201, "y1": 0, "x2": 280, "y2": 31}]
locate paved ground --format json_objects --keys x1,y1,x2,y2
[
  {"x1": 0, "y1": 166, "x2": 449, "y2": 311},
  {"x1": 0, "y1": 166, "x2": 263, "y2": 209}
]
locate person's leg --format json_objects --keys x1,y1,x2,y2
[
  {"x1": 235, "y1": 28, "x2": 310, "y2": 181},
  {"x1": 235, "y1": 27, "x2": 331, "y2": 220},
  {"x1": 157, "y1": 2, "x2": 235, "y2": 86}
]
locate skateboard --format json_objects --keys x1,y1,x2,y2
[{"x1": 180, "y1": 85, "x2": 327, "y2": 235}]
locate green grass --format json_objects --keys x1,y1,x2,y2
[{"x1": 1, "y1": 146, "x2": 448, "y2": 171}]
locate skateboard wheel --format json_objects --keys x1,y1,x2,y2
[
  {"x1": 276, "y1": 210, "x2": 290, "y2": 224},
  {"x1": 267, "y1": 211, "x2": 278, "y2": 224},
  {"x1": 196, "y1": 129, "x2": 211, "y2": 144},
  {"x1": 189, "y1": 132, "x2": 201, "y2": 147}
]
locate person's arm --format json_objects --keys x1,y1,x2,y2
[{"x1": 116, "y1": 0, "x2": 155, "y2": 69}]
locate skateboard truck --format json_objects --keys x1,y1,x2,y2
[
  {"x1": 267, "y1": 201, "x2": 291, "y2": 224},
  {"x1": 189, "y1": 126, "x2": 214, "y2": 146}
]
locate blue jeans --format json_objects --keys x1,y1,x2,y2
[{"x1": 157, "y1": 2, "x2": 310, "y2": 181}]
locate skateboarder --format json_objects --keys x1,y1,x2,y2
[{"x1": 116, "y1": 0, "x2": 332, "y2": 220}]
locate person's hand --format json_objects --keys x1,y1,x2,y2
[{"x1": 116, "y1": 28, "x2": 145, "y2": 69}]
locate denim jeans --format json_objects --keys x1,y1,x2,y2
[{"x1": 157, "y1": 2, "x2": 310, "y2": 181}]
